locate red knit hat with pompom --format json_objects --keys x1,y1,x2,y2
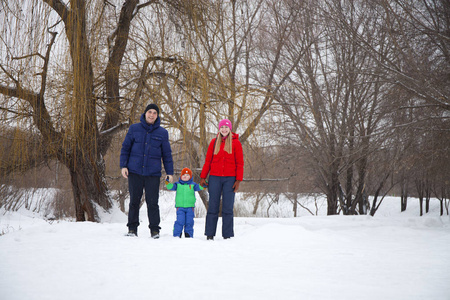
[{"x1": 181, "y1": 167, "x2": 192, "y2": 178}]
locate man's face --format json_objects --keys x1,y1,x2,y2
[{"x1": 145, "y1": 109, "x2": 158, "y2": 124}]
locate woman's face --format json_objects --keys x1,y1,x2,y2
[{"x1": 219, "y1": 125, "x2": 230, "y2": 137}]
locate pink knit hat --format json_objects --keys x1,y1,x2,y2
[{"x1": 218, "y1": 119, "x2": 232, "y2": 131}]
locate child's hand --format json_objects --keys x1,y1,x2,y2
[{"x1": 165, "y1": 176, "x2": 170, "y2": 185}]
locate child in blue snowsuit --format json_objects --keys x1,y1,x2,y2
[{"x1": 165, "y1": 168, "x2": 204, "y2": 238}]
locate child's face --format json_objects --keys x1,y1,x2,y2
[{"x1": 181, "y1": 174, "x2": 191, "y2": 181}]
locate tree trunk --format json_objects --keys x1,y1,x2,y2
[
  {"x1": 253, "y1": 193, "x2": 265, "y2": 215},
  {"x1": 357, "y1": 161, "x2": 368, "y2": 215},
  {"x1": 344, "y1": 165, "x2": 353, "y2": 215},
  {"x1": 415, "y1": 179, "x2": 424, "y2": 216},
  {"x1": 345, "y1": 125, "x2": 355, "y2": 215},
  {"x1": 293, "y1": 193, "x2": 298, "y2": 217},
  {"x1": 445, "y1": 196, "x2": 449, "y2": 216},
  {"x1": 68, "y1": 155, "x2": 111, "y2": 221},
  {"x1": 370, "y1": 195, "x2": 379, "y2": 217},
  {"x1": 419, "y1": 196, "x2": 424, "y2": 216},
  {"x1": 327, "y1": 172, "x2": 340, "y2": 215},
  {"x1": 369, "y1": 171, "x2": 392, "y2": 216},
  {"x1": 425, "y1": 182, "x2": 431, "y2": 214},
  {"x1": 327, "y1": 193, "x2": 338, "y2": 215},
  {"x1": 400, "y1": 183, "x2": 408, "y2": 212}
]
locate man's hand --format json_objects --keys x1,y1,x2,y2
[
  {"x1": 232, "y1": 180, "x2": 241, "y2": 192},
  {"x1": 166, "y1": 175, "x2": 173, "y2": 183},
  {"x1": 121, "y1": 168, "x2": 129, "y2": 179}
]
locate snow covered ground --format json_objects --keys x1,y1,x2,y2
[{"x1": 1, "y1": 192, "x2": 449, "y2": 300}]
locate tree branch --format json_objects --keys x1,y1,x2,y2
[
  {"x1": 0, "y1": 84, "x2": 63, "y2": 156},
  {"x1": 0, "y1": 64, "x2": 19, "y2": 84},
  {"x1": 42, "y1": 0, "x2": 70, "y2": 24},
  {"x1": 99, "y1": 120, "x2": 130, "y2": 138},
  {"x1": 40, "y1": 31, "x2": 58, "y2": 97},
  {"x1": 100, "y1": 0, "x2": 139, "y2": 155},
  {"x1": 135, "y1": 0, "x2": 158, "y2": 16},
  {"x1": 12, "y1": 53, "x2": 45, "y2": 60}
]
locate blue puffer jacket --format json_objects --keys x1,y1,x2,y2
[{"x1": 120, "y1": 114, "x2": 173, "y2": 177}]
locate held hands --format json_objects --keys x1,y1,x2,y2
[
  {"x1": 121, "y1": 168, "x2": 129, "y2": 179},
  {"x1": 199, "y1": 178, "x2": 208, "y2": 188},
  {"x1": 166, "y1": 175, "x2": 173, "y2": 184},
  {"x1": 232, "y1": 180, "x2": 241, "y2": 192},
  {"x1": 198, "y1": 178, "x2": 238, "y2": 190}
]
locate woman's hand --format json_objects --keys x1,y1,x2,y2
[
  {"x1": 200, "y1": 178, "x2": 208, "y2": 188},
  {"x1": 121, "y1": 168, "x2": 129, "y2": 178},
  {"x1": 232, "y1": 180, "x2": 241, "y2": 192}
]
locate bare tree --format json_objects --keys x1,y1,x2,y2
[{"x1": 274, "y1": 0, "x2": 397, "y2": 215}]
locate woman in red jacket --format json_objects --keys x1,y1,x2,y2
[{"x1": 200, "y1": 119, "x2": 244, "y2": 240}]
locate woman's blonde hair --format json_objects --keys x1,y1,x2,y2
[{"x1": 214, "y1": 132, "x2": 232, "y2": 155}]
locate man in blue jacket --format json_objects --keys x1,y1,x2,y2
[{"x1": 120, "y1": 104, "x2": 174, "y2": 238}]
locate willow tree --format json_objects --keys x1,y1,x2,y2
[{"x1": 0, "y1": 0, "x2": 194, "y2": 221}]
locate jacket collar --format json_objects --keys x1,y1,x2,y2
[{"x1": 178, "y1": 178, "x2": 194, "y2": 185}]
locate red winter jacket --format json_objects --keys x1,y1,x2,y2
[{"x1": 200, "y1": 133, "x2": 244, "y2": 181}]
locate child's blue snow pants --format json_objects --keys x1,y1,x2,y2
[{"x1": 173, "y1": 207, "x2": 195, "y2": 237}]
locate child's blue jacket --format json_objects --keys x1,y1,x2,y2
[{"x1": 166, "y1": 178, "x2": 204, "y2": 208}]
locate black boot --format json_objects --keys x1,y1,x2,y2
[
  {"x1": 126, "y1": 229, "x2": 137, "y2": 237},
  {"x1": 185, "y1": 232, "x2": 191, "y2": 238},
  {"x1": 151, "y1": 230, "x2": 160, "y2": 239},
  {"x1": 207, "y1": 236, "x2": 214, "y2": 240}
]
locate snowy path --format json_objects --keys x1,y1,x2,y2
[{"x1": 1, "y1": 213, "x2": 449, "y2": 300}]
